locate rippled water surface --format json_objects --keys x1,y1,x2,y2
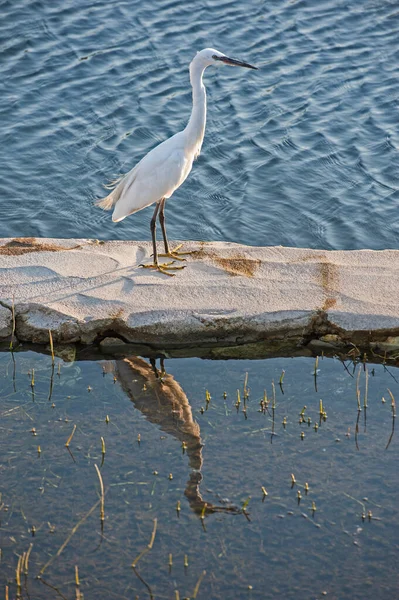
[
  {"x1": 0, "y1": 350, "x2": 398, "y2": 599},
  {"x1": 1, "y1": 0, "x2": 399, "y2": 248}
]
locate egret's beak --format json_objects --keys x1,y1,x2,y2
[{"x1": 219, "y1": 56, "x2": 258, "y2": 70}]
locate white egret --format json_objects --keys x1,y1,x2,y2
[{"x1": 96, "y1": 48, "x2": 257, "y2": 275}]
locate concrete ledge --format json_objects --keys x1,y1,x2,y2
[{"x1": 0, "y1": 237, "x2": 398, "y2": 358}]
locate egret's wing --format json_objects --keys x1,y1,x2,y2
[{"x1": 111, "y1": 136, "x2": 191, "y2": 222}]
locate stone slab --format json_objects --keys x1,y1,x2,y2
[{"x1": 0, "y1": 237, "x2": 398, "y2": 350}]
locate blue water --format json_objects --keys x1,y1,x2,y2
[
  {"x1": 1, "y1": 0, "x2": 399, "y2": 249},
  {"x1": 0, "y1": 351, "x2": 398, "y2": 599}
]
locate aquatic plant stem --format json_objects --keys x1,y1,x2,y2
[{"x1": 38, "y1": 499, "x2": 101, "y2": 576}]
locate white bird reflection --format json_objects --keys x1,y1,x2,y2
[{"x1": 113, "y1": 356, "x2": 240, "y2": 516}]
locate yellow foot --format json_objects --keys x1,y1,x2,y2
[
  {"x1": 140, "y1": 261, "x2": 186, "y2": 277},
  {"x1": 159, "y1": 244, "x2": 197, "y2": 261}
]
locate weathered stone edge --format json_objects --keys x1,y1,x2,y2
[{"x1": 1, "y1": 299, "x2": 399, "y2": 362}]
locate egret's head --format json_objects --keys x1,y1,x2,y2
[{"x1": 194, "y1": 48, "x2": 257, "y2": 70}]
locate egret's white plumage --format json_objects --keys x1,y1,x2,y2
[
  {"x1": 108, "y1": 132, "x2": 192, "y2": 222},
  {"x1": 97, "y1": 47, "x2": 257, "y2": 273}
]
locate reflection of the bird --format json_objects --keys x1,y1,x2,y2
[{"x1": 115, "y1": 357, "x2": 240, "y2": 516}]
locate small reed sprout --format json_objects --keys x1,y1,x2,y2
[
  {"x1": 244, "y1": 372, "x2": 249, "y2": 400},
  {"x1": 364, "y1": 367, "x2": 369, "y2": 409},
  {"x1": 200, "y1": 503, "x2": 207, "y2": 521},
  {"x1": 9, "y1": 294, "x2": 16, "y2": 351},
  {"x1": 65, "y1": 424, "x2": 77, "y2": 448},
  {"x1": 131, "y1": 518, "x2": 157, "y2": 568},
  {"x1": 356, "y1": 368, "x2": 361, "y2": 410},
  {"x1": 314, "y1": 356, "x2": 319, "y2": 376},
  {"x1": 94, "y1": 464, "x2": 105, "y2": 528},
  {"x1": 242, "y1": 496, "x2": 251, "y2": 510},
  {"x1": 387, "y1": 389, "x2": 396, "y2": 417},
  {"x1": 357, "y1": 389, "x2": 361, "y2": 411},
  {"x1": 192, "y1": 570, "x2": 206, "y2": 598},
  {"x1": 100, "y1": 436, "x2": 106, "y2": 466},
  {"x1": 16, "y1": 553, "x2": 23, "y2": 599},
  {"x1": 75, "y1": 565, "x2": 81, "y2": 600},
  {"x1": 271, "y1": 381, "x2": 276, "y2": 409},
  {"x1": 24, "y1": 543, "x2": 33, "y2": 576},
  {"x1": 48, "y1": 329, "x2": 55, "y2": 365}
]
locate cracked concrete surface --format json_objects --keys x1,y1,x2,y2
[{"x1": 0, "y1": 237, "x2": 398, "y2": 355}]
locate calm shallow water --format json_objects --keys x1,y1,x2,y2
[
  {"x1": 0, "y1": 351, "x2": 397, "y2": 599},
  {"x1": 1, "y1": 0, "x2": 399, "y2": 249}
]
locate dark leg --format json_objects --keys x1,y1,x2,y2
[
  {"x1": 158, "y1": 199, "x2": 195, "y2": 261},
  {"x1": 160, "y1": 357, "x2": 166, "y2": 375},
  {"x1": 150, "y1": 201, "x2": 161, "y2": 266},
  {"x1": 140, "y1": 202, "x2": 186, "y2": 276},
  {"x1": 159, "y1": 198, "x2": 170, "y2": 254},
  {"x1": 150, "y1": 357, "x2": 159, "y2": 378}
]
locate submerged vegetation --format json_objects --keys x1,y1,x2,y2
[{"x1": 0, "y1": 346, "x2": 397, "y2": 599}]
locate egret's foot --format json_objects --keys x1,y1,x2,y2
[
  {"x1": 140, "y1": 261, "x2": 186, "y2": 277},
  {"x1": 159, "y1": 244, "x2": 196, "y2": 261}
]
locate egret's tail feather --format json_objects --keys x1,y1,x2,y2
[
  {"x1": 95, "y1": 192, "x2": 117, "y2": 211},
  {"x1": 96, "y1": 175, "x2": 126, "y2": 211},
  {"x1": 103, "y1": 175, "x2": 125, "y2": 190}
]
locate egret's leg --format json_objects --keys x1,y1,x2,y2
[
  {"x1": 159, "y1": 198, "x2": 171, "y2": 254},
  {"x1": 150, "y1": 358, "x2": 159, "y2": 378},
  {"x1": 151, "y1": 201, "x2": 160, "y2": 265},
  {"x1": 149, "y1": 357, "x2": 167, "y2": 379},
  {"x1": 160, "y1": 357, "x2": 166, "y2": 376},
  {"x1": 158, "y1": 199, "x2": 196, "y2": 261},
  {"x1": 140, "y1": 201, "x2": 185, "y2": 276}
]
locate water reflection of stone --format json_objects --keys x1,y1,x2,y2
[{"x1": 115, "y1": 357, "x2": 240, "y2": 516}]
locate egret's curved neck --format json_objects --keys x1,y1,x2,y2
[{"x1": 184, "y1": 59, "x2": 207, "y2": 155}]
